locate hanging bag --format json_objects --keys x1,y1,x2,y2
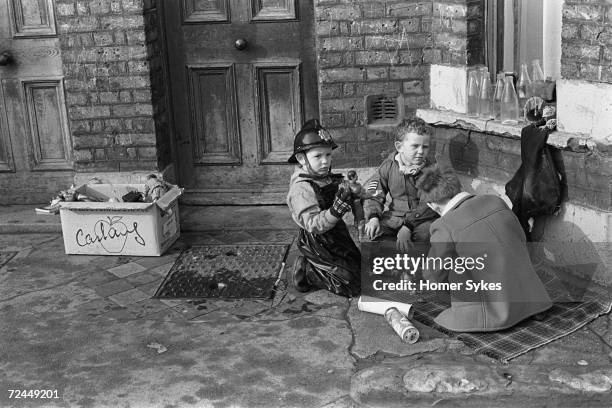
[{"x1": 505, "y1": 124, "x2": 563, "y2": 240}]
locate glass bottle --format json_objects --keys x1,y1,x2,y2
[
  {"x1": 466, "y1": 70, "x2": 480, "y2": 117},
  {"x1": 478, "y1": 69, "x2": 493, "y2": 119},
  {"x1": 532, "y1": 59, "x2": 545, "y2": 82},
  {"x1": 500, "y1": 75, "x2": 520, "y2": 125},
  {"x1": 493, "y1": 72, "x2": 504, "y2": 120},
  {"x1": 517, "y1": 63, "x2": 531, "y2": 98}
]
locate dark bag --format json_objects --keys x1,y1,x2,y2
[
  {"x1": 505, "y1": 125, "x2": 563, "y2": 240},
  {"x1": 296, "y1": 179, "x2": 361, "y2": 297}
]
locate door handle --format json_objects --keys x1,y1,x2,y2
[
  {"x1": 0, "y1": 52, "x2": 13, "y2": 66},
  {"x1": 234, "y1": 38, "x2": 247, "y2": 51}
]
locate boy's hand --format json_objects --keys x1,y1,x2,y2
[
  {"x1": 365, "y1": 218, "x2": 381, "y2": 240},
  {"x1": 396, "y1": 225, "x2": 412, "y2": 252},
  {"x1": 330, "y1": 188, "x2": 353, "y2": 219}
]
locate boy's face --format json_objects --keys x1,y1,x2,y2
[
  {"x1": 297, "y1": 146, "x2": 333, "y2": 175},
  {"x1": 395, "y1": 132, "x2": 430, "y2": 166}
]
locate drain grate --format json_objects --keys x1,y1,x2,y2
[{"x1": 153, "y1": 244, "x2": 289, "y2": 299}]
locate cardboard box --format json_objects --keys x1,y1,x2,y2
[{"x1": 59, "y1": 183, "x2": 183, "y2": 256}]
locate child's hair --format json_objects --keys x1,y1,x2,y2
[
  {"x1": 417, "y1": 166, "x2": 462, "y2": 204},
  {"x1": 394, "y1": 118, "x2": 431, "y2": 143},
  {"x1": 347, "y1": 170, "x2": 357, "y2": 180}
]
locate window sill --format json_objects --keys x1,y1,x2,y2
[{"x1": 416, "y1": 108, "x2": 597, "y2": 151}]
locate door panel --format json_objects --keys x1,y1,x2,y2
[
  {"x1": 9, "y1": 0, "x2": 56, "y2": 37},
  {"x1": 255, "y1": 62, "x2": 301, "y2": 164},
  {"x1": 182, "y1": 0, "x2": 230, "y2": 23},
  {"x1": 23, "y1": 79, "x2": 71, "y2": 170},
  {"x1": 164, "y1": 0, "x2": 318, "y2": 204},
  {"x1": 187, "y1": 64, "x2": 240, "y2": 165},
  {"x1": 0, "y1": 84, "x2": 14, "y2": 172},
  {"x1": 251, "y1": 0, "x2": 296, "y2": 21}
]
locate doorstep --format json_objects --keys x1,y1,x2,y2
[{"x1": 0, "y1": 204, "x2": 296, "y2": 234}]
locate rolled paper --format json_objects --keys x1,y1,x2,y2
[
  {"x1": 357, "y1": 295, "x2": 413, "y2": 317},
  {"x1": 384, "y1": 307, "x2": 420, "y2": 344}
]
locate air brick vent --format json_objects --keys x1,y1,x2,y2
[{"x1": 366, "y1": 94, "x2": 403, "y2": 127}]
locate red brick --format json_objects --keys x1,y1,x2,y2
[
  {"x1": 355, "y1": 50, "x2": 399, "y2": 65},
  {"x1": 100, "y1": 15, "x2": 144, "y2": 30},
  {"x1": 389, "y1": 65, "x2": 427, "y2": 80},
  {"x1": 366, "y1": 67, "x2": 389, "y2": 80},
  {"x1": 363, "y1": 3, "x2": 385, "y2": 18},
  {"x1": 111, "y1": 103, "x2": 153, "y2": 117},
  {"x1": 350, "y1": 19, "x2": 398, "y2": 35},
  {"x1": 387, "y1": 2, "x2": 431, "y2": 17},
  {"x1": 563, "y1": 4, "x2": 603, "y2": 22},
  {"x1": 402, "y1": 80, "x2": 425, "y2": 94},
  {"x1": 316, "y1": 4, "x2": 361, "y2": 21},
  {"x1": 321, "y1": 37, "x2": 363, "y2": 51},
  {"x1": 320, "y1": 68, "x2": 365, "y2": 83}
]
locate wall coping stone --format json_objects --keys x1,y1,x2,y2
[{"x1": 416, "y1": 108, "x2": 601, "y2": 152}]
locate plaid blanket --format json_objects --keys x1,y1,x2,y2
[
  {"x1": 410, "y1": 300, "x2": 611, "y2": 363},
  {"x1": 383, "y1": 265, "x2": 612, "y2": 362}
]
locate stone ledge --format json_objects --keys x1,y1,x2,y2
[{"x1": 417, "y1": 108, "x2": 599, "y2": 152}]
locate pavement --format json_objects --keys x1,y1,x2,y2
[{"x1": 0, "y1": 204, "x2": 611, "y2": 407}]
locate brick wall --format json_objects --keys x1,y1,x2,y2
[
  {"x1": 561, "y1": 0, "x2": 612, "y2": 82},
  {"x1": 432, "y1": 127, "x2": 612, "y2": 211},
  {"x1": 55, "y1": 0, "x2": 161, "y2": 173},
  {"x1": 314, "y1": 0, "x2": 484, "y2": 168}
]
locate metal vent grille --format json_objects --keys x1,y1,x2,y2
[
  {"x1": 370, "y1": 96, "x2": 398, "y2": 120},
  {"x1": 366, "y1": 94, "x2": 402, "y2": 127}
]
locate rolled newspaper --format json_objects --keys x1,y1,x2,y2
[
  {"x1": 357, "y1": 295, "x2": 413, "y2": 317},
  {"x1": 384, "y1": 307, "x2": 420, "y2": 344}
]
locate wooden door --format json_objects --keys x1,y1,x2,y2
[
  {"x1": 163, "y1": 0, "x2": 319, "y2": 204},
  {"x1": 0, "y1": 0, "x2": 73, "y2": 204}
]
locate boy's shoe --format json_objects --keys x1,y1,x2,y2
[{"x1": 292, "y1": 255, "x2": 312, "y2": 293}]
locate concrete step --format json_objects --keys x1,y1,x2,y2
[{"x1": 0, "y1": 204, "x2": 295, "y2": 234}]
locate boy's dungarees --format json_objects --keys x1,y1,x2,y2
[{"x1": 296, "y1": 177, "x2": 361, "y2": 297}]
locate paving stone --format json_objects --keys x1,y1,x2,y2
[
  {"x1": 159, "y1": 299, "x2": 186, "y2": 307},
  {"x1": 143, "y1": 307, "x2": 188, "y2": 322},
  {"x1": 75, "y1": 298, "x2": 121, "y2": 318},
  {"x1": 125, "y1": 299, "x2": 170, "y2": 319},
  {"x1": 134, "y1": 255, "x2": 178, "y2": 269},
  {"x1": 109, "y1": 288, "x2": 150, "y2": 307},
  {"x1": 107, "y1": 261, "x2": 147, "y2": 278},
  {"x1": 304, "y1": 290, "x2": 348, "y2": 306},
  {"x1": 138, "y1": 279, "x2": 163, "y2": 297},
  {"x1": 125, "y1": 270, "x2": 163, "y2": 287},
  {"x1": 78, "y1": 270, "x2": 119, "y2": 288},
  {"x1": 347, "y1": 300, "x2": 449, "y2": 358},
  {"x1": 148, "y1": 262, "x2": 174, "y2": 277},
  {"x1": 172, "y1": 301, "x2": 219, "y2": 320},
  {"x1": 94, "y1": 279, "x2": 135, "y2": 297}
]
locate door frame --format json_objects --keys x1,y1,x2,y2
[{"x1": 158, "y1": 0, "x2": 319, "y2": 205}]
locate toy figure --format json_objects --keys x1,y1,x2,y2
[
  {"x1": 347, "y1": 170, "x2": 365, "y2": 241},
  {"x1": 286, "y1": 119, "x2": 361, "y2": 297},
  {"x1": 143, "y1": 174, "x2": 168, "y2": 202}
]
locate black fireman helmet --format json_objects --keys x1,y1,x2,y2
[{"x1": 288, "y1": 119, "x2": 338, "y2": 164}]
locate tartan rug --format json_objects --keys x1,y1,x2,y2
[
  {"x1": 384, "y1": 266, "x2": 612, "y2": 363},
  {"x1": 154, "y1": 244, "x2": 289, "y2": 299},
  {"x1": 410, "y1": 300, "x2": 611, "y2": 363}
]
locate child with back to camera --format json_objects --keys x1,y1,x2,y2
[{"x1": 286, "y1": 119, "x2": 361, "y2": 298}]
